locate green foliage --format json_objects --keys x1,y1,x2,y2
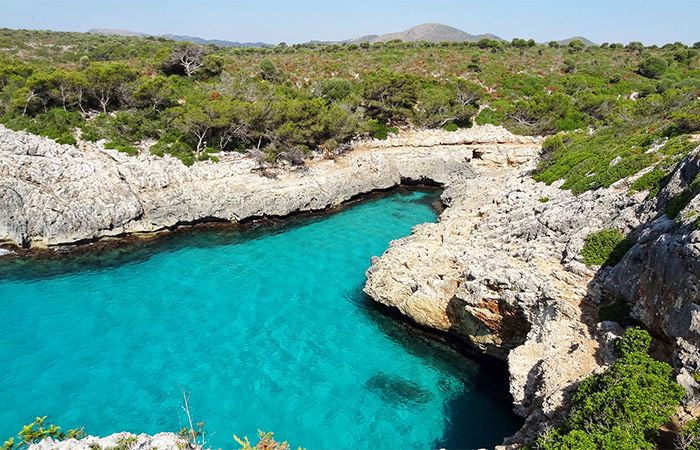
[
  {"x1": 2, "y1": 416, "x2": 85, "y2": 450},
  {"x1": 580, "y1": 229, "x2": 633, "y2": 266},
  {"x1": 629, "y1": 168, "x2": 668, "y2": 193},
  {"x1": 443, "y1": 123, "x2": 458, "y2": 132},
  {"x1": 637, "y1": 56, "x2": 668, "y2": 79},
  {"x1": 111, "y1": 436, "x2": 137, "y2": 450},
  {"x1": 538, "y1": 197, "x2": 550, "y2": 203},
  {"x1": 533, "y1": 328, "x2": 684, "y2": 450},
  {"x1": 234, "y1": 431, "x2": 294, "y2": 450},
  {"x1": 679, "y1": 419, "x2": 700, "y2": 450},
  {"x1": 104, "y1": 140, "x2": 138, "y2": 156},
  {"x1": 665, "y1": 174, "x2": 700, "y2": 219},
  {"x1": 368, "y1": 119, "x2": 398, "y2": 140}
]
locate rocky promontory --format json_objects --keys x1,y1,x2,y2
[{"x1": 0, "y1": 124, "x2": 539, "y2": 248}]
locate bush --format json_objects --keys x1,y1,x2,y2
[
  {"x1": 533, "y1": 328, "x2": 685, "y2": 450},
  {"x1": 678, "y1": 419, "x2": 700, "y2": 450},
  {"x1": 442, "y1": 122, "x2": 458, "y2": 132},
  {"x1": 666, "y1": 174, "x2": 700, "y2": 219},
  {"x1": 2, "y1": 416, "x2": 85, "y2": 450},
  {"x1": 637, "y1": 56, "x2": 668, "y2": 79},
  {"x1": 629, "y1": 168, "x2": 667, "y2": 193},
  {"x1": 580, "y1": 229, "x2": 634, "y2": 266},
  {"x1": 104, "y1": 140, "x2": 138, "y2": 156},
  {"x1": 368, "y1": 119, "x2": 398, "y2": 140}
]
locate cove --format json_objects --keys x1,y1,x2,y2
[{"x1": 0, "y1": 188, "x2": 521, "y2": 449}]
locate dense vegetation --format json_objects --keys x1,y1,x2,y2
[
  {"x1": 533, "y1": 328, "x2": 685, "y2": 450},
  {"x1": 1, "y1": 28, "x2": 699, "y2": 177},
  {"x1": 579, "y1": 228, "x2": 634, "y2": 266}
]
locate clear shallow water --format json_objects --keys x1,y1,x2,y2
[{"x1": 0, "y1": 189, "x2": 521, "y2": 449}]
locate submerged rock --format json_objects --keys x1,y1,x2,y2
[{"x1": 365, "y1": 372, "x2": 433, "y2": 406}]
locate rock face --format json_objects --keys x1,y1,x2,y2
[
  {"x1": 0, "y1": 124, "x2": 539, "y2": 248},
  {"x1": 365, "y1": 141, "x2": 700, "y2": 442},
  {"x1": 28, "y1": 432, "x2": 196, "y2": 450},
  {"x1": 604, "y1": 149, "x2": 700, "y2": 418}
]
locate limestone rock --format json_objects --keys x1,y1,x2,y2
[{"x1": 28, "y1": 432, "x2": 196, "y2": 450}]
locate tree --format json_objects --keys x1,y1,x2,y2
[
  {"x1": 567, "y1": 39, "x2": 586, "y2": 53},
  {"x1": 164, "y1": 43, "x2": 206, "y2": 77},
  {"x1": 172, "y1": 103, "x2": 212, "y2": 154},
  {"x1": 360, "y1": 69, "x2": 421, "y2": 123},
  {"x1": 637, "y1": 56, "x2": 668, "y2": 79},
  {"x1": 84, "y1": 62, "x2": 138, "y2": 113},
  {"x1": 259, "y1": 58, "x2": 278, "y2": 82}
]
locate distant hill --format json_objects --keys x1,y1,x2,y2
[
  {"x1": 88, "y1": 28, "x2": 145, "y2": 37},
  {"x1": 345, "y1": 23, "x2": 504, "y2": 44},
  {"x1": 88, "y1": 28, "x2": 269, "y2": 47},
  {"x1": 556, "y1": 36, "x2": 597, "y2": 47}
]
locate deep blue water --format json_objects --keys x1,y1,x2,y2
[{"x1": 0, "y1": 188, "x2": 520, "y2": 449}]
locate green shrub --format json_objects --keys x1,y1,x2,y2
[
  {"x1": 533, "y1": 328, "x2": 684, "y2": 450},
  {"x1": 368, "y1": 119, "x2": 398, "y2": 140},
  {"x1": 442, "y1": 122, "x2": 458, "y2": 132},
  {"x1": 637, "y1": 56, "x2": 668, "y2": 79},
  {"x1": 666, "y1": 174, "x2": 700, "y2": 219},
  {"x1": 629, "y1": 168, "x2": 667, "y2": 193},
  {"x1": 538, "y1": 197, "x2": 550, "y2": 203},
  {"x1": 679, "y1": 419, "x2": 700, "y2": 450},
  {"x1": 2, "y1": 416, "x2": 85, "y2": 450},
  {"x1": 580, "y1": 229, "x2": 634, "y2": 266},
  {"x1": 104, "y1": 140, "x2": 138, "y2": 156}
]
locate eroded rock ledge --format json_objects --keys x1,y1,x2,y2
[
  {"x1": 0, "y1": 124, "x2": 539, "y2": 248},
  {"x1": 364, "y1": 142, "x2": 700, "y2": 444}
]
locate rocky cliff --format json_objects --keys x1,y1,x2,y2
[
  {"x1": 364, "y1": 141, "x2": 700, "y2": 443},
  {"x1": 0, "y1": 124, "x2": 539, "y2": 248}
]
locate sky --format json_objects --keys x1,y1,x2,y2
[{"x1": 1, "y1": 0, "x2": 699, "y2": 45}]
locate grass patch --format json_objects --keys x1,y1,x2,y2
[
  {"x1": 665, "y1": 174, "x2": 700, "y2": 219},
  {"x1": 580, "y1": 229, "x2": 634, "y2": 266}
]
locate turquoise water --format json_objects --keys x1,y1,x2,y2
[{"x1": 0, "y1": 189, "x2": 521, "y2": 449}]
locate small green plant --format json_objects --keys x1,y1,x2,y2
[
  {"x1": 538, "y1": 197, "x2": 550, "y2": 203},
  {"x1": 580, "y1": 229, "x2": 634, "y2": 266},
  {"x1": 442, "y1": 122, "x2": 458, "y2": 132},
  {"x1": 111, "y1": 436, "x2": 137, "y2": 450},
  {"x1": 666, "y1": 174, "x2": 700, "y2": 219},
  {"x1": 2, "y1": 417, "x2": 85, "y2": 450},
  {"x1": 234, "y1": 431, "x2": 295, "y2": 450},
  {"x1": 629, "y1": 168, "x2": 667, "y2": 193},
  {"x1": 692, "y1": 369, "x2": 700, "y2": 383},
  {"x1": 533, "y1": 328, "x2": 685, "y2": 450},
  {"x1": 677, "y1": 419, "x2": 700, "y2": 450},
  {"x1": 104, "y1": 140, "x2": 138, "y2": 156}
]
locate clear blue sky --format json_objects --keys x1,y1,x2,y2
[{"x1": 1, "y1": 0, "x2": 699, "y2": 45}]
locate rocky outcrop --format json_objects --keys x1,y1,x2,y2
[
  {"x1": 604, "y1": 149, "x2": 700, "y2": 418},
  {"x1": 363, "y1": 142, "x2": 692, "y2": 443},
  {"x1": 28, "y1": 432, "x2": 196, "y2": 450},
  {"x1": 0, "y1": 124, "x2": 540, "y2": 248}
]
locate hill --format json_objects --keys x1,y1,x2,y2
[
  {"x1": 346, "y1": 23, "x2": 504, "y2": 44},
  {"x1": 88, "y1": 28, "x2": 269, "y2": 47},
  {"x1": 556, "y1": 36, "x2": 597, "y2": 46}
]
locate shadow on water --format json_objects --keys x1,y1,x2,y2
[{"x1": 348, "y1": 285, "x2": 523, "y2": 448}]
